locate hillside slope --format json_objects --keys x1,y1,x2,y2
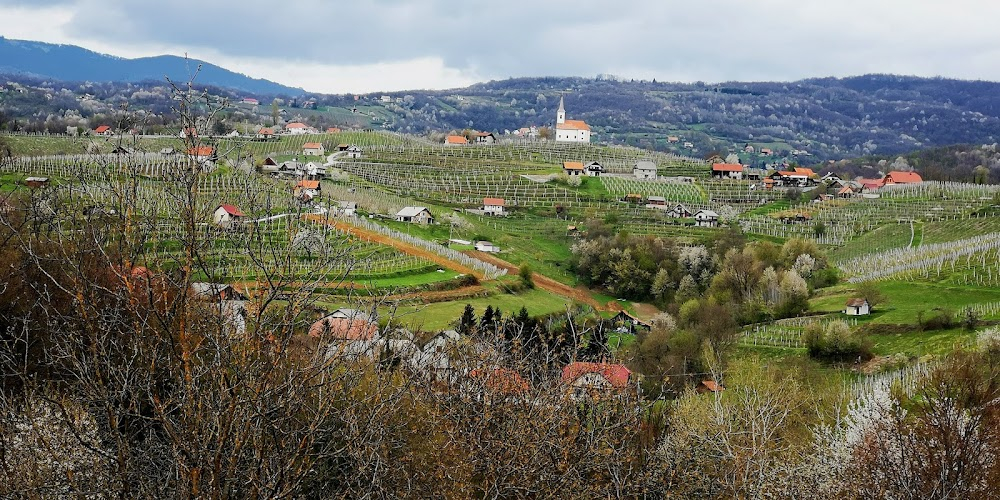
[{"x1": 0, "y1": 36, "x2": 303, "y2": 96}]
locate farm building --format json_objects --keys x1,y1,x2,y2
[
  {"x1": 327, "y1": 127, "x2": 341, "y2": 133},
  {"x1": 304, "y1": 162, "x2": 326, "y2": 179},
  {"x1": 474, "y1": 241, "x2": 500, "y2": 253},
  {"x1": 302, "y1": 142, "x2": 325, "y2": 156},
  {"x1": 561, "y1": 362, "x2": 634, "y2": 400},
  {"x1": 190, "y1": 282, "x2": 247, "y2": 302},
  {"x1": 483, "y1": 197, "x2": 506, "y2": 216},
  {"x1": 647, "y1": 196, "x2": 666, "y2": 206},
  {"x1": 634, "y1": 161, "x2": 657, "y2": 180},
  {"x1": 563, "y1": 161, "x2": 585, "y2": 176},
  {"x1": 474, "y1": 131, "x2": 497, "y2": 144},
  {"x1": 23, "y1": 176, "x2": 49, "y2": 188},
  {"x1": 309, "y1": 316, "x2": 381, "y2": 360},
  {"x1": 712, "y1": 163, "x2": 744, "y2": 179},
  {"x1": 339, "y1": 201, "x2": 357, "y2": 216},
  {"x1": 584, "y1": 161, "x2": 604, "y2": 177},
  {"x1": 213, "y1": 204, "x2": 245, "y2": 227},
  {"x1": 285, "y1": 122, "x2": 311, "y2": 135},
  {"x1": 445, "y1": 135, "x2": 469, "y2": 145},
  {"x1": 295, "y1": 179, "x2": 321, "y2": 198},
  {"x1": 555, "y1": 96, "x2": 591, "y2": 143},
  {"x1": 881, "y1": 171, "x2": 923, "y2": 186},
  {"x1": 670, "y1": 203, "x2": 693, "y2": 218},
  {"x1": 396, "y1": 206, "x2": 434, "y2": 224},
  {"x1": 694, "y1": 209, "x2": 719, "y2": 227},
  {"x1": 844, "y1": 298, "x2": 871, "y2": 316},
  {"x1": 612, "y1": 310, "x2": 651, "y2": 334},
  {"x1": 346, "y1": 145, "x2": 363, "y2": 159},
  {"x1": 94, "y1": 125, "x2": 112, "y2": 136},
  {"x1": 337, "y1": 144, "x2": 350, "y2": 151},
  {"x1": 187, "y1": 146, "x2": 216, "y2": 162},
  {"x1": 623, "y1": 193, "x2": 644, "y2": 204},
  {"x1": 257, "y1": 128, "x2": 275, "y2": 139}
]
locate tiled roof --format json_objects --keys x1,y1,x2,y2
[
  {"x1": 561, "y1": 362, "x2": 632, "y2": 388},
  {"x1": 483, "y1": 197, "x2": 505, "y2": 206},
  {"x1": 712, "y1": 163, "x2": 744, "y2": 172},
  {"x1": 563, "y1": 161, "x2": 584, "y2": 170},
  {"x1": 557, "y1": 119, "x2": 590, "y2": 131},
  {"x1": 445, "y1": 135, "x2": 469, "y2": 144}
]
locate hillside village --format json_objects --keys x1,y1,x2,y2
[{"x1": 4, "y1": 75, "x2": 1000, "y2": 497}]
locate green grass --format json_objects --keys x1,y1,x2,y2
[
  {"x1": 389, "y1": 287, "x2": 575, "y2": 332},
  {"x1": 869, "y1": 327, "x2": 976, "y2": 357},
  {"x1": 810, "y1": 281, "x2": 1000, "y2": 324},
  {"x1": 829, "y1": 223, "x2": 914, "y2": 263}
]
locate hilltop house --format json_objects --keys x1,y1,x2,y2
[
  {"x1": 213, "y1": 204, "x2": 245, "y2": 227},
  {"x1": 395, "y1": 206, "x2": 434, "y2": 224},
  {"x1": 670, "y1": 203, "x2": 693, "y2": 218},
  {"x1": 474, "y1": 131, "x2": 497, "y2": 144},
  {"x1": 483, "y1": 197, "x2": 506, "y2": 216},
  {"x1": 584, "y1": 161, "x2": 605, "y2": 177},
  {"x1": 555, "y1": 96, "x2": 591, "y2": 143},
  {"x1": 634, "y1": 161, "x2": 657, "y2": 180},
  {"x1": 302, "y1": 142, "x2": 325, "y2": 156},
  {"x1": 694, "y1": 209, "x2": 719, "y2": 227},
  {"x1": 295, "y1": 179, "x2": 321, "y2": 199},
  {"x1": 339, "y1": 201, "x2": 357, "y2": 216},
  {"x1": 712, "y1": 163, "x2": 744, "y2": 180},
  {"x1": 187, "y1": 146, "x2": 216, "y2": 162},
  {"x1": 881, "y1": 171, "x2": 923, "y2": 186},
  {"x1": 284, "y1": 122, "x2": 311, "y2": 135},
  {"x1": 612, "y1": 310, "x2": 651, "y2": 334},
  {"x1": 474, "y1": 241, "x2": 500, "y2": 253},
  {"x1": 563, "y1": 161, "x2": 585, "y2": 176},
  {"x1": 561, "y1": 362, "x2": 634, "y2": 400},
  {"x1": 845, "y1": 298, "x2": 871, "y2": 316}
]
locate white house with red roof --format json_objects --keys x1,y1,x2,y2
[
  {"x1": 302, "y1": 142, "x2": 325, "y2": 156},
  {"x1": 555, "y1": 96, "x2": 591, "y2": 143},
  {"x1": 284, "y1": 122, "x2": 311, "y2": 135},
  {"x1": 94, "y1": 125, "x2": 112, "y2": 136},
  {"x1": 712, "y1": 163, "x2": 744, "y2": 180},
  {"x1": 213, "y1": 204, "x2": 245, "y2": 227},
  {"x1": 881, "y1": 171, "x2": 923, "y2": 186},
  {"x1": 483, "y1": 197, "x2": 506, "y2": 216}
]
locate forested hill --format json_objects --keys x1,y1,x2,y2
[
  {"x1": 0, "y1": 37, "x2": 302, "y2": 96},
  {"x1": 311, "y1": 74, "x2": 1000, "y2": 162}
]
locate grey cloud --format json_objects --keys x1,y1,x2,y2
[{"x1": 42, "y1": 0, "x2": 1000, "y2": 85}]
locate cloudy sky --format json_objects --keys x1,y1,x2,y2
[{"x1": 1, "y1": 0, "x2": 999, "y2": 94}]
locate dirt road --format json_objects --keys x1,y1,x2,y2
[
  {"x1": 464, "y1": 251, "x2": 621, "y2": 312},
  {"x1": 303, "y1": 214, "x2": 482, "y2": 278}
]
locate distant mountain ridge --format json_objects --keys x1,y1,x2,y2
[{"x1": 0, "y1": 36, "x2": 303, "y2": 96}]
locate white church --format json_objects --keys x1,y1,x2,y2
[{"x1": 555, "y1": 96, "x2": 591, "y2": 143}]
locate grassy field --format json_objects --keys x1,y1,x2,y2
[
  {"x1": 829, "y1": 222, "x2": 915, "y2": 263},
  {"x1": 810, "y1": 281, "x2": 1000, "y2": 323},
  {"x1": 385, "y1": 287, "x2": 575, "y2": 332}
]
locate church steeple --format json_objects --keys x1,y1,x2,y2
[{"x1": 556, "y1": 95, "x2": 565, "y2": 125}]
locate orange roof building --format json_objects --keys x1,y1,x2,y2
[
  {"x1": 882, "y1": 171, "x2": 923, "y2": 185},
  {"x1": 563, "y1": 161, "x2": 585, "y2": 174},
  {"x1": 445, "y1": 135, "x2": 469, "y2": 145},
  {"x1": 555, "y1": 96, "x2": 592, "y2": 143},
  {"x1": 308, "y1": 316, "x2": 378, "y2": 340}
]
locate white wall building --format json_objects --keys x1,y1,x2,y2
[{"x1": 555, "y1": 96, "x2": 591, "y2": 143}]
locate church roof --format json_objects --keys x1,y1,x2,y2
[
  {"x1": 557, "y1": 119, "x2": 590, "y2": 131},
  {"x1": 558, "y1": 95, "x2": 565, "y2": 112}
]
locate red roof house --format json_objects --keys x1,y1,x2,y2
[
  {"x1": 94, "y1": 125, "x2": 112, "y2": 135},
  {"x1": 308, "y1": 316, "x2": 378, "y2": 340},
  {"x1": 562, "y1": 362, "x2": 633, "y2": 399},
  {"x1": 881, "y1": 171, "x2": 923, "y2": 186},
  {"x1": 445, "y1": 135, "x2": 469, "y2": 145}
]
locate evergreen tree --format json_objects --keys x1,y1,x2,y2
[{"x1": 457, "y1": 304, "x2": 477, "y2": 335}]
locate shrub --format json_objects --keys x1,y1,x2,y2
[{"x1": 805, "y1": 320, "x2": 872, "y2": 362}]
